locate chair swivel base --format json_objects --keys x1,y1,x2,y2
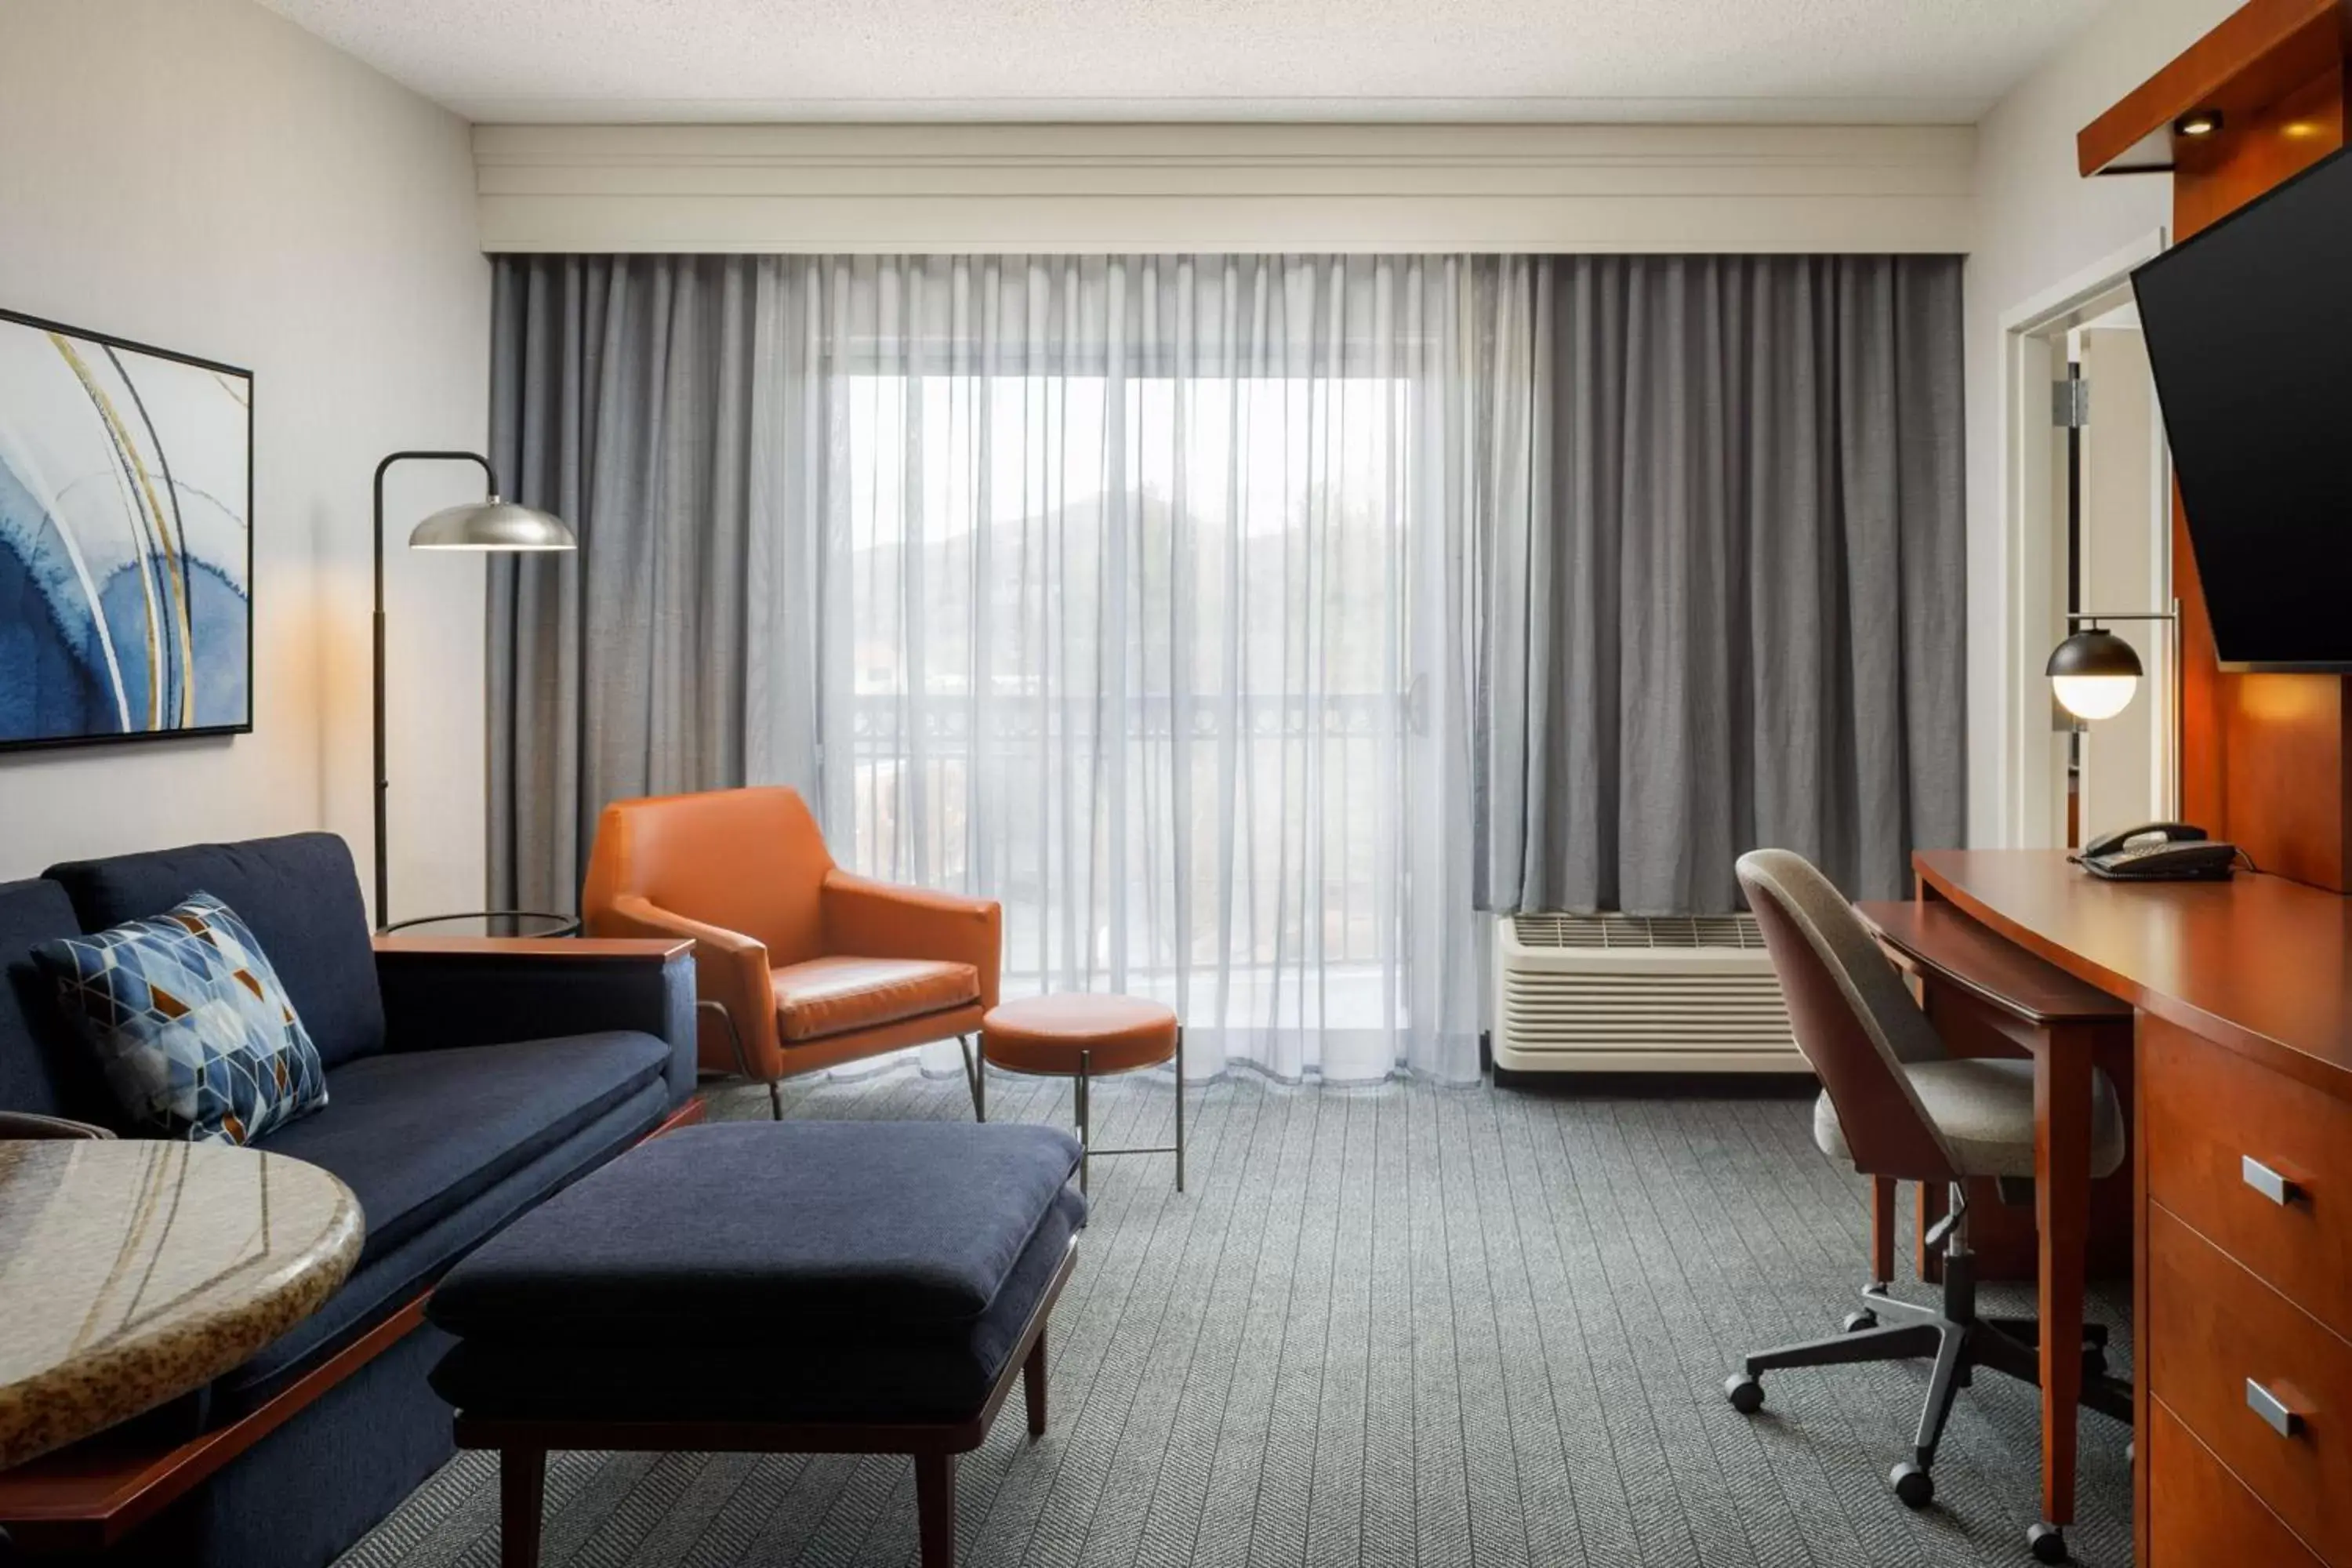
[{"x1": 1725, "y1": 1257, "x2": 2129, "y2": 1563}]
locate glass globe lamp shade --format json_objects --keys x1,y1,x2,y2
[{"x1": 2046, "y1": 627, "x2": 2143, "y2": 720}]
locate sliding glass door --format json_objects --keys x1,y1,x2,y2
[{"x1": 775, "y1": 255, "x2": 1490, "y2": 1083}]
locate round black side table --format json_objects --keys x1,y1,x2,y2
[{"x1": 377, "y1": 910, "x2": 580, "y2": 938}]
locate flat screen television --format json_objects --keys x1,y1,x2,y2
[{"x1": 2132, "y1": 145, "x2": 2352, "y2": 672}]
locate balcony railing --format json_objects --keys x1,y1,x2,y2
[{"x1": 840, "y1": 690, "x2": 1414, "y2": 979}]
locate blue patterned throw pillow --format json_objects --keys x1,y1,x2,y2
[{"x1": 32, "y1": 893, "x2": 328, "y2": 1144}]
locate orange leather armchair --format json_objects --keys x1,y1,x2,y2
[{"x1": 582, "y1": 787, "x2": 1000, "y2": 1114}]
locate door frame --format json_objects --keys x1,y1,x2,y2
[{"x1": 1995, "y1": 230, "x2": 2169, "y2": 849}]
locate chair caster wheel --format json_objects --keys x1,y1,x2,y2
[
  {"x1": 1843, "y1": 1309, "x2": 1878, "y2": 1334},
  {"x1": 2027, "y1": 1522, "x2": 2069, "y2": 1563},
  {"x1": 1724, "y1": 1374, "x2": 1763, "y2": 1414},
  {"x1": 1889, "y1": 1461, "x2": 1933, "y2": 1509}
]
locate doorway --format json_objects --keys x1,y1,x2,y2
[
  {"x1": 2063, "y1": 307, "x2": 2172, "y2": 846},
  {"x1": 2000, "y1": 235, "x2": 2175, "y2": 850}
]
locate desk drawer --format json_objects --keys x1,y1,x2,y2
[
  {"x1": 2143, "y1": 1016, "x2": 2352, "y2": 1339},
  {"x1": 2148, "y1": 1399, "x2": 2325, "y2": 1568},
  {"x1": 2149, "y1": 1203, "x2": 2352, "y2": 1559}
]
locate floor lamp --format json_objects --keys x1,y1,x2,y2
[{"x1": 373, "y1": 449, "x2": 575, "y2": 933}]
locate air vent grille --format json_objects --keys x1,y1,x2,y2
[
  {"x1": 1509, "y1": 912, "x2": 1765, "y2": 951},
  {"x1": 1501, "y1": 972, "x2": 1795, "y2": 1051},
  {"x1": 1493, "y1": 911, "x2": 1802, "y2": 1073}
]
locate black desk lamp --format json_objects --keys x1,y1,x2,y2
[
  {"x1": 2046, "y1": 598, "x2": 2183, "y2": 822},
  {"x1": 373, "y1": 450, "x2": 575, "y2": 932}
]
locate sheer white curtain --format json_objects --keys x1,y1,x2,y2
[{"x1": 746, "y1": 255, "x2": 1523, "y2": 1084}]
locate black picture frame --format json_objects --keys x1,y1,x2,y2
[{"x1": 0, "y1": 307, "x2": 256, "y2": 754}]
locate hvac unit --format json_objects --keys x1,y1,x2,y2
[{"x1": 1491, "y1": 912, "x2": 1806, "y2": 1080}]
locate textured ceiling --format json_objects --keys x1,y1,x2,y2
[{"x1": 258, "y1": 0, "x2": 2106, "y2": 124}]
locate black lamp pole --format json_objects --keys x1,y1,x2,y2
[{"x1": 372, "y1": 450, "x2": 498, "y2": 931}]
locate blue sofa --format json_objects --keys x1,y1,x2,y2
[{"x1": 0, "y1": 833, "x2": 696, "y2": 1568}]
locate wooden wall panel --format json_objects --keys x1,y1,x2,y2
[
  {"x1": 2084, "y1": 1, "x2": 2350, "y2": 889},
  {"x1": 2175, "y1": 66, "x2": 2349, "y2": 887}
]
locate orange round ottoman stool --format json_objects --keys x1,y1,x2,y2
[{"x1": 978, "y1": 995, "x2": 1185, "y2": 1194}]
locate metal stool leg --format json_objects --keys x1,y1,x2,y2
[
  {"x1": 1076, "y1": 1047, "x2": 1091, "y2": 1196},
  {"x1": 1174, "y1": 1026, "x2": 1185, "y2": 1194}
]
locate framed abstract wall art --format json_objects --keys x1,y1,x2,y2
[{"x1": 0, "y1": 309, "x2": 252, "y2": 752}]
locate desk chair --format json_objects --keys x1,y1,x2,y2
[{"x1": 1727, "y1": 850, "x2": 2130, "y2": 1564}]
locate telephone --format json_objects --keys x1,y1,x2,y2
[{"x1": 2074, "y1": 822, "x2": 2242, "y2": 881}]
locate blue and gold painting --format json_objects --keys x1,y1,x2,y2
[{"x1": 0, "y1": 311, "x2": 252, "y2": 750}]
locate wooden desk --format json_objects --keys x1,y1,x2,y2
[
  {"x1": 1861, "y1": 896, "x2": 2137, "y2": 1031},
  {"x1": 1860, "y1": 898, "x2": 2137, "y2": 1278},
  {"x1": 1913, "y1": 851, "x2": 2352, "y2": 1089},
  {"x1": 1859, "y1": 897, "x2": 2135, "y2": 1541},
  {"x1": 1912, "y1": 850, "x2": 2352, "y2": 1566}
]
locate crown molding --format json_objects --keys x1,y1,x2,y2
[{"x1": 474, "y1": 122, "x2": 1975, "y2": 253}]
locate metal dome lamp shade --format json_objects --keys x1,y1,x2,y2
[
  {"x1": 374, "y1": 450, "x2": 578, "y2": 935},
  {"x1": 407, "y1": 498, "x2": 575, "y2": 552},
  {"x1": 2045, "y1": 625, "x2": 2143, "y2": 721}
]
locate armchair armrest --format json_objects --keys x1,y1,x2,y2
[
  {"x1": 0, "y1": 1112, "x2": 114, "y2": 1141},
  {"x1": 820, "y1": 871, "x2": 1003, "y2": 1010},
  {"x1": 593, "y1": 895, "x2": 782, "y2": 1082},
  {"x1": 372, "y1": 935, "x2": 699, "y2": 1106}
]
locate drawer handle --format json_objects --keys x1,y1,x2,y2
[
  {"x1": 2247, "y1": 1379, "x2": 2302, "y2": 1438},
  {"x1": 2242, "y1": 1156, "x2": 2303, "y2": 1206}
]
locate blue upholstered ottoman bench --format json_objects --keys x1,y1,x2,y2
[{"x1": 425, "y1": 1120, "x2": 1086, "y2": 1568}]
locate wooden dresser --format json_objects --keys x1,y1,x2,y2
[
  {"x1": 1915, "y1": 850, "x2": 2352, "y2": 1565},
  {"x1": 2057, "y1": 2, "x2": 2352, "y2": 1556}
]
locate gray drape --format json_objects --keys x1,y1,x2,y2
[
  {"x1": 487, "y1": 252, "x2": 1965, "y2": 927},
  {"x1": 1478, "y1": 255, "x2": 1966, "y2": 913},
  {"x1": 486, "y1": 256, "x2": 760, "y2": 914}
]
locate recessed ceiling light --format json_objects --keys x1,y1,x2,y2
[{"x1": 2176, "y1": 109, "x2": 2225, "y2": 138}]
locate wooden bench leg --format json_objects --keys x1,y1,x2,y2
[
  {"x1": 501, "y1": 1446, "x2": 546, "y2": 1568},
  {"x1": 916, "y1": 1452, "x2": 956, "y2": 1568},
  {"x1": 1025, "y1": 1327, "x2": 1048, "y2": 1438}
]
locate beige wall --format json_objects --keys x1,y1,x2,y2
[
  {"x1": 0, "y1": 0, "x2": 490, "y2": 920},
  {"x1": 1961, "y1": 0, "x2": 2241, "y2": 845}
]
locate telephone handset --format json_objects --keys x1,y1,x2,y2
[{"x1": 2074, "y1": 822, "x2": 2242, "y2": 881}]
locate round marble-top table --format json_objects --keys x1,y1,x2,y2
[{"x1": 0, "y1": 1139, "x2": 362, "y2": 1471}]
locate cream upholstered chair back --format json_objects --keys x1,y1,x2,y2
[{"x1": 1736, "y1": 849, "x2": 1961, "y2": 1183}]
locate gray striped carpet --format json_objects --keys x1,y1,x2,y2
[{"x1": 336, "y1": 1068, "x2": 2133, "y2": 1568}]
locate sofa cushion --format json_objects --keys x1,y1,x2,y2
[
  {"x1": 428, "y1": 1184, "x2": 1081, "y2": 1424},
  {"x1": 427, "y1": 1120, "x2": 1083, "y2": 1346},
  {"x1": 45, "y1": 833, "x2": 384, "y2": 1069},
  {"x1": 256, "y1": 1032, "x2": 670, "y2": 1268},
  {"x1": 212, "y1": 1076, "x2": 667, "y2": 1418},
  {"x1": 34, "y1": 894, "x2": 329, "y2": 1144},
  {"x1": 771, "y1": 955, "x2": 978, "y2": 1042},
  {"x1": 0, "y1": 878, "x2": 114, "y2": 1123}
]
